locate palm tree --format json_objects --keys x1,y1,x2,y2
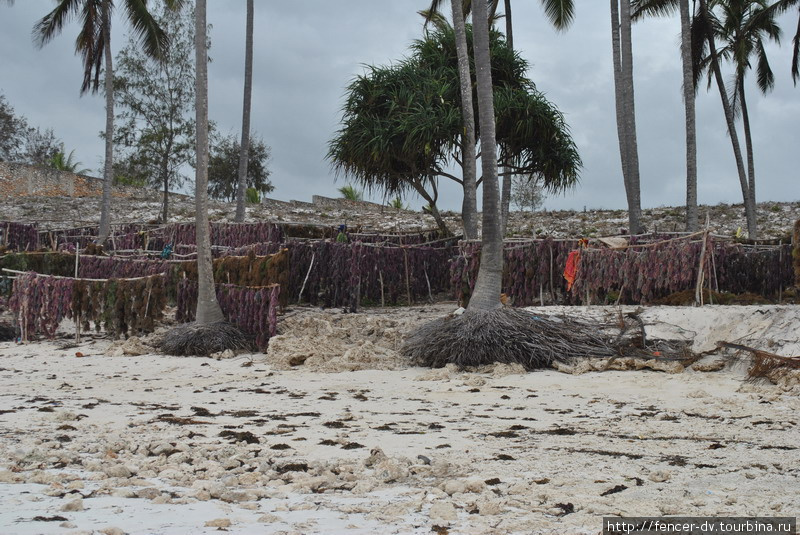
[
  {"x1": 34, "y1": 0, "x2": 171, "y2": 244},
  {"x1": 698, "y1": 0, "x2": 758, "y2": 237},
  {"x1": 193, "y1": 0, "x2": 224, "y2": 325},
  {"x1": 764, "y1": 0, "x2": 799, "y2": 83},
  {"x1": 424, "y1": 0, "x2": 575, "y2": 236},
  {"x1": 49, "y1": 148, "x2": 90, "y2": 174},
  {"x1": 450, "y1": 0, "x2": 479, "y2": 239},
  {"x1": 234, "y1": 0, "x2": 254, "y2": 223},
  {"x1": 715, "y1": 0, "x2": 780, "y2": 221},
  {"x1": 611, "y1": 0, "x2": 643, "y2": 235},
  {"x1": 161, "y1": 0, "x2": 248, "y2": 356},
  {"x1": 680, "y1": 0, "x2": 699, "y2": 231},
  {"x1": 404, "y1": 0, "x2": 579, "y2": 369},
  {"x1": 631, "y1": 0, "x2": 698, "y2": 231},
  {"x1": 469, "y1": 0, "x2": 504, "y2": 310},
  {"x1": 338, "y1": 184, "x2": 363, "y2": 201}
]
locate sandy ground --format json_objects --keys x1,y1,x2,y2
[{"x1": 0, "y1": 305, "x2": 799, "y2": 535}]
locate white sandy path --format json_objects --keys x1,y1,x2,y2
[{"x1": 0, "y1": 306, "x2": 798, "y2": 534}]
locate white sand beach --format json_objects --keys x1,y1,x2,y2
[{"x1": 0, "y1": 305, "x2": 798, "y2": 534}]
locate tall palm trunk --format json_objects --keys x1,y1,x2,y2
[
  {"x1": 468, "y1": 0, "x2": 503, "y2": 311},
  {"x1": 610, "y1": 0, "x2": 641, "y2": 235},
  {"x1": 194, "y1": 0, "x2": 224, "y2": 324},
  {"x1": 620, "y1": 0, "x2": 642, "y2": 234},
  {"x1": 98, "y1": 0, "x2": 114, "y2": 244},
  {"x1": 738, "y1": 80, "x2": 757, "y2": 215},
  {"x1": 234, "y1": 0, "x2": 254, "y2": 223},
  {"x1": 680, "y1": 0, "x2": 698, "y2": 231},
  {"x1": 499, "y1": 0, "x2": 514, "y2": 236},
  {"x1": 698, "y1": 0, "x2": 756, "y2": 238},
  {"x1": 451, "y1": 0, "x2": 478, "y2": 240}
]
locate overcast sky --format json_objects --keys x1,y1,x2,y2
[{"x1": 1, "y1": 1, "x2": 796, "y2": 212}]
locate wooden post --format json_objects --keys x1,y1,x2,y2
[
  {"x1": 297, "y1": 252, "x2": 315, "y2": 304},
  {"x1": 778, "y1": 240, "x2": 783, "y2": 303},
  {"x1": 378, "y1": 270, "x2": 385, "y2": 307},
  {"x1": 403, "y1": 248, "x2": 412, "y2": 305},
  {"x1": 695, "y1": 214, "x2": 711, "y2": 306}
]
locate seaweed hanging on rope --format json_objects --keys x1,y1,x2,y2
[
  {"x1": 8, "y1": 272, "x2": 167, "y2": 340},
  {"x1": 175, "y1": 279, "x2": 280, "y2": 350},
  {"x1": 9, "y1": 272, "x2": 73, "y2": 341},
  {"x1": 0, "y1": 222, "x2": 39, "y2": 251}
]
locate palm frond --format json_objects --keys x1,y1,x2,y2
[
  {"x1": 32, "y1": 0, "x2": 85, "y2": 48},
  {"x1": 755, "y1": 38, "x2": 774, "y2": 93},
  {"x1": 123, "y1": 0, "x2": 170, "y2": 60},
  {"x1": 631, "y1": 0, "x2": 679, "y2": 21},
  {"x1": 540, "y1": 0, "x2": 575, "y2": 30},
  {"x1": 793, "y1": 15, "x2": 800, "y2": 83}
]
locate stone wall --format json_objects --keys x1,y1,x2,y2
[
  {"x1": 311, "y1": 194, "x2": 385, "y2": 212},
  {"x1": 0, "y1": 161, "x2": 138, "y2": 199}
]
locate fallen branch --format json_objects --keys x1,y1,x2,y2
[{"x1": 716, "y1": 341, "x2": 800, "y2": 380}]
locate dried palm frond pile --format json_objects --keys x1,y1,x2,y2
[
  {"x1": 403, "y1": 308, "x2": 690, "y2": 370},
  {"x1": 160, "y1": 321, "x2": 252, "y2": 357}
]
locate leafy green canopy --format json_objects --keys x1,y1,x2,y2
[
  {"x1": 111, "y1": 2, "x2": 196, "y2": 196},
  {"x1": 208, "y1": 133, "x2": 273, "y2": 202},
  {"x1": 328, "y1": 25, "x2": 580, "y2": 199}
]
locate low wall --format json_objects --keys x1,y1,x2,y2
[
  {"x1": 0, "y1": 161, "x2": 107, "y2": 198},
  {"x1": 311, "y1": 195, "x2": 385, "y2": 212},
  {"x1": 0, "y1": 161, "x2": 143, "y2": 200}
]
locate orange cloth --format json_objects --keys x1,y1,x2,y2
[{"x1": 563, "y1": 249, "x2": 581, "y2": 291}]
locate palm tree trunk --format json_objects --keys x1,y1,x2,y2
[
  {"x1": 469, "y1": 0, "x2": 503, "y2": 311},
  {"x1": 698, "y1": 0, "x2": 756, "y2": 238},
  {"x1": 680, "y1": 0, "x2": 698, "y2": 232},
  {"x1": 739, "y1": 80, "x2": 757, "y2": 214},
  {"x1": 504, "y1": 0, "x2": 513, "y2": 49},
  {"x1": 498, "y1": 0, "x2": 514, "y2": 237},
  {"x1": 98, "y1": 0, "x2": 114, "y2": 244},
  {"x1": 611, "y1": 0, "x2": 635, "y2": 234},
  {"x1": 619, "y1": 0, "x2": 642, "y2": 235},
  {"x1": 234, "y1": 0, "x2": 254, "y2": 223},
  {"x1": 451, "y1": 0, "x2": 478, "y2": 240},
  {"x1": 194, "y1": 0, "x2": 224, "y2": 325}
]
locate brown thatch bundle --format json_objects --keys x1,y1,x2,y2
[
  {"x1": 160, "y1": 321, "x2": 252, "y2": 357},
  {"x1": 403, "y1": 308, "x2": 624, "y2": 369}
]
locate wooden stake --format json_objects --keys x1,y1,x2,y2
[
  {"x1": 695, "y1": 214, "x2": 711, "y2": 306},
  {"x1": 297, "y1": 252, "x2": 315, "y2": 304},
  {"x1": 378, "y1": 270, "x2": 385, "y2": 307},
  {"x1": 403, "y1": 248, "x2": 412, "y2": 305}
]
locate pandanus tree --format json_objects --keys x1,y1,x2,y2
[
  {"x1": 33, "y1": 0, "x2": 173, "y2": 244},
  {"x1": 328, "y1": 24, "x2": 580, "y2": 238},
  {"x1": 423, "y1": 0, "x2": 576, "y2": 236},
  {"x1": 403, "y1": 0, "x2": 581, "y2": 369}
]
